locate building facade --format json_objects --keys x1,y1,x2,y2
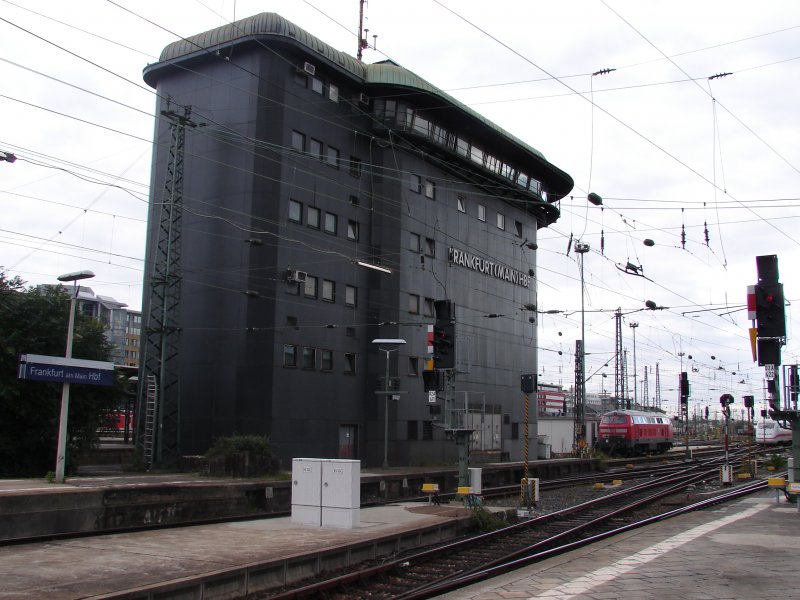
[{"x1": 139, "y1": 13, "x2": 573, "y2": 467}]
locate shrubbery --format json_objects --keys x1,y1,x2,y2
[{"x1": 205, "y1": 434, "x2": 280, "y2": 477}]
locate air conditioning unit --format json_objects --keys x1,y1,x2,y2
[
  {"x1": 300, "y1": 61, "x2": 316, "y2": 76},
  {"x1": 358, "y1": 93, "x2": 369, "y2": 105},
  {"x1": 287, "y1": 269, "x2": 307, "y2": 284}
]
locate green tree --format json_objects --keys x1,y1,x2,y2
[{"x1": 0, "y1": 270, "x2": 123, "y2": 477}]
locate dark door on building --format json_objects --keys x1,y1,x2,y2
[{"x1": 339, "y1": 425, "x2": 357, "y2": 459}]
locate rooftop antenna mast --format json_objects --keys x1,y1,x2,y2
[{"x1": 357, "y1": 0, "x2": 369, "y2": 61}]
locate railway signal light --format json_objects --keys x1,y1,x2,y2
[
  {"x1": 679, "y1": 372, "x2": 689, "y2": 405},
  {"x1": 433, "y1": 300, "x2": 455, "y2": 370},
  {"x1": 755, "y1": 283, "x2": 786, "y2": 338},
  {"x1": 743, "y1": 395, "x2": 754, "y2": 408},
  {"x1": 422, "y1": 369, "x2": 442, "y2": 392},
  {"x1": 719, "y1": 393, "x2": 734, "y2": 406}
]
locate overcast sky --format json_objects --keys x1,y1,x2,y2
[{"x1": 2, "y1": 0, "x2": 798, "y2": 418}]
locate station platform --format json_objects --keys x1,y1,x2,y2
[
  {"x1": 439, "y1": 491, "x2": 800, "y2": 600},
  {"x1": 0, "y1": 497, "x2": 500, "y2": 599},
  {"x1": 0, "y1": 485, "x2": 797, "y2": 600}
]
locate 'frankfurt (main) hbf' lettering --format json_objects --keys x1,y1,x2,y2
[{"x1": 448, "y1": 247, "x2": 530, "y2": 288}]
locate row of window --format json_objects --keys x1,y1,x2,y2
[
  {"x1": 282, "y1": 346, "x2": 424, "y2": 377},
  {"x1": 289, "y1": 199, "x2": 360, "y2": 240},
  {"x1": 286, "y1": 272, "x2": 358, "y2": 306},
  {"x1": 374, "y1": 98, "x2": 545, "y2": 198},
  {"x1": 408, "y1": 174, "x2": 524, "y2": 236},
  {"x1": 291, "y1": 130, "x2": 362, "y2": 177},
  {"x1": 294, "y1": 67, "x2": 340, "y2": 103}
]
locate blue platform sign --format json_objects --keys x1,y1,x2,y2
[{"x1": 18, "y1": 354, "x2": 114, "y2": 387}]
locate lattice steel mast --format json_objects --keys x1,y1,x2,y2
[{"x1": 138, "y1": 103, "x2": 195, "y2": 466}]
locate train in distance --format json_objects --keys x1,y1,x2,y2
[
  {"x1": 595, "y1": 409, "x2": 674, "y2": 456},
  {"x1": 756, "y1": 418, "x2": 792, "y2": 445}
]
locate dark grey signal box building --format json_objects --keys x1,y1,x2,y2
[{"x1": 139, "y1": 13, "x2": 573, "y2": 468}]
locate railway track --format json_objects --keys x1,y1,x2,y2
[{"x1": 258, "y1": 455, "x2": 766, "y2": 600}]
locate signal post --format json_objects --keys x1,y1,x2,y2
[{"x1": 749, "y1": 255, "x2": 800, "y2": 492}]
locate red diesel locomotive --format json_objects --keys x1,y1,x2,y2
[{"x1": 596, "y1": 409, "x2": 674, "y2": 456}]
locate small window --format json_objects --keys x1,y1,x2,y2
[
  {"x1": 478, "y1": 204, "x2": 486, "y2": 222},
  {"x1": 304, "y1": 275, "x2": 318, "y2": 298},
  {"x1": 349, "y1": 195, "x2": 359, "y2": 206},
  {"x1": 344, "y1": 353, "x2": 356, "y2": 374},
  {"x1": 424, "y1": 237, "x2": 435, "y2": 258},
  {"x1": 409, "y1": 173, "x2": 421, "y2": 193},
  {"x1": 457, "y1": 195, "x2": 466, "y2": 213},
  {"x1": 515, "y1": 220, "x2": 523, "y2": 237},
  {"x1": 349, "y1": 156, "x2": 362, "y2": 178},
  {"x1": 346, "y1": 327, "x2": 356, "y2": 338},
  {"x1": 511, "y1": 422, "x2": 519, "y2": 440},
  {"x1": 424, "y1": 180, "x2": 435, "y2": 199},
  {"x1": 291, "y1": 130, "x2": 305, "y2": 152},
  {"x1": 321, "y1": 349, "x2": 333, "y2": 371},
  {"x1": 302, "y1": 347, "x2": 317, "y2": 370},
  {"x1": 407, "y1": 420, "x2": 419, "y2": 440},
  {"x1": 408, "y1": 293, "x2": 420, "y2": 314},
  {"x1": 496, "y1": 213, "x2": 505, "y2": 230},
  {"x1": 422, "y1": 421, "x2": 433, "y2": 440},
  {"x1": 322, "y1": 279, "x2": 335, "y2": 302},
  {"x1": 423, "y1": 298, "x2": 435, "y2": 317},
  {"x1": 347, "y1": 220, "x2": 359, "y2": 241},
  {"x1": 328, "y1": 83, "x2": 339, "y2": 102},
  {"x1": 324, "y1": 212, "x2": 338, "y2": 235},
  {"x1": 283, "y1": 344, "x2": 297, "y2": 367},
  {"x1": 410, "y1": 232, "x2": 421, "y2": 253},
  {"x1": 326, "y1": 146, "x2": 340, "y2": 168},
  {"x1": 345, "y1": 285, "x2": 357, "y2": 307},
  {"x1": 309, "y1": 138, "x2": 323, "y2": 160},
  {"x1": 311, "y1": 77, "x2": 324, "y2": 94},
  {"x1": 307, "y1": 206, "x2": 321, "y2": 229},
  {"x1": 408, "y1": 356, "x2": 420, "y2": 376},
  {"x1": 287, "y1": 316, "x2": 298, "y2": 327},
  {"x1": 289, "y1": 199, "x2": 302, "y2": 223}
]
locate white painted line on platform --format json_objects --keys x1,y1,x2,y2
[{"x1": 528, "y1": 501, "x2": 771, "y2": 600}]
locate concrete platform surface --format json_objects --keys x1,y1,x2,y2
[
  {"x1": 438, "y1": 490, "x2": 800, "y2": 600},
  {"x1": 0, "y1": 501, "x2": 484, "y2": 599}
]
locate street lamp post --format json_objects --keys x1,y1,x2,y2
[
  {"x1": 372, "y1": 338, "x2": 406, "y2": 469},
  {"x1": 55, "y1": 270, "x2": 95, "y2": 483}
]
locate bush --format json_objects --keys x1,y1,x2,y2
[
  {"x1": 766, "y1": 453, "x2": 787, "y2": 470},
  {"x1": 469, "y1": 505, "x2": 506, "y2": 532},
  {"x1": 205, "y1": 434, "x2": 280, "y2": 477}
]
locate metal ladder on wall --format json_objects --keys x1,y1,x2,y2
[{"x1": 143, "y1": 374, "x2": 158, "y2": 468}]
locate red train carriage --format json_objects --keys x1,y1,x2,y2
[{"x1": 596, "y1": 409, "x2": 674, "y2": 456}]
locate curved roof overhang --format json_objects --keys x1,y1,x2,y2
[{"x1": 143, "y1": 12, "x2": 573, "y2": 216}]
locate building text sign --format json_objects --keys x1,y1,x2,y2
[
  {"x1": 18, "y1": 354, "x2": 114, "y2": 387},
  {"x1": 448, "y1": 247, "x2": 530, "y2": 288}
]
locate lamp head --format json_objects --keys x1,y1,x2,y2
[{"x1": 57, "y1": 270, "x2": 95, "y2": 282}]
